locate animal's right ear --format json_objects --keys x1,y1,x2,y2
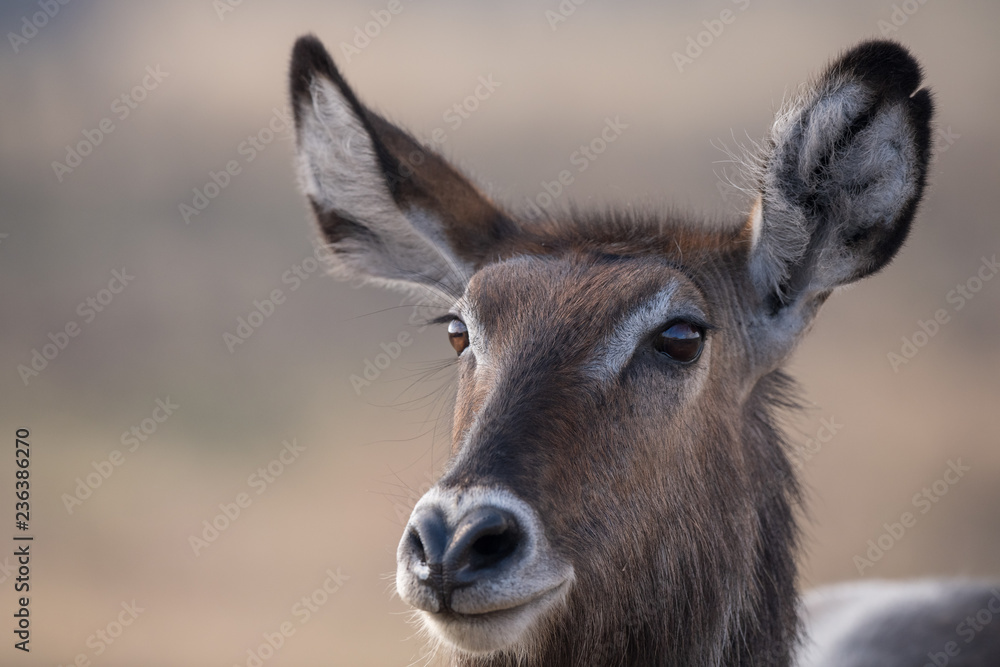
[{"x1": 289, "y1": 35, "x2": 513, "y2": 300}]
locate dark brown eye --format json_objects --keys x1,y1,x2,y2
[
  {"x1": 447, "y1": 319, "x2": 470, "y2": 355},
  {"x1": 654, "y1": 322, "x2": 704, "y2": 363}
]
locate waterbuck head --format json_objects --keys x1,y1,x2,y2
[{"x1": 289, "y1": 36, "x2": 932, "y2": 666}]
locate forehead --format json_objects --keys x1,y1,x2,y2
[{"x1": 461, "y1": 252, "x2": 709, "y2": 329}]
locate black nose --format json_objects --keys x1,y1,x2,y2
[{"x1": 403, "y1": 505, "x2": 522, "y2": 604}]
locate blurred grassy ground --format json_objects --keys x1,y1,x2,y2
[{"x1": 1, "y1": 1, "x2": 998, "y2": 664}]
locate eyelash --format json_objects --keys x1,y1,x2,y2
[{"x1": 430, "y1": 313, "x2": 461, "y2": 326}]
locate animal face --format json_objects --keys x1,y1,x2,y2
[{"x1": 289, "y1": 36, "x2": 932, "y2": 664}]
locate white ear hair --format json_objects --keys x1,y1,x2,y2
[
  {"x1": 746, "y1": 41, "x2": 932, "y2": 305},
  {"x1": 295, "y1": 76, "x2": 471, "y2": 302},
  {"x1": 297, "y1": 77, "x2": 393, "y2": 219},
  {"x1": 746, "y1": 196, "x2": 764, "y2": 250}
]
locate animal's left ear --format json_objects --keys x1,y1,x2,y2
[{"x1": 746, "y1": 40, "x2": 933, "y2": 324}]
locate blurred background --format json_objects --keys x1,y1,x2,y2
[{"x1": 1, "y1": 1, "x2": 998, "y2": 664}]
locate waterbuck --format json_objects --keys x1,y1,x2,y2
[{"x1": 288, "y1": 36, "x2": 1000, "y2": 666}]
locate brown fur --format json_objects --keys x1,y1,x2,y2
[
  {"x1": 436, "y1": 221, "x2": 801, "y2": 666},
  {"x1": 288, "y1": 36, "x2": 934, "y2": 666}
]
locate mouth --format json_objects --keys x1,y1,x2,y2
[
  {"x1": 419, "y1": 578, "x2": 573, "y2": 654},
  {"x1": 397, "y1": 486, "x2": 575, "y2": 654}
]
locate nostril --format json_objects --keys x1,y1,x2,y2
[
  {"x1": 449, "y1": 507, "x2": 523, "y2": 583},
  {"x1": 406, "y1": 508, "x2": 449, "y2": 569},
  {"x1": 408, "y1": 528, "x2": 427, "y2": 564},
  {"x1": 469, "y1": 526, "x2": 520, "y2": 568}
]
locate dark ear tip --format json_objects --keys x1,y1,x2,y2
[
  {"x1": 830, "y1": 39, "x2": 924, "y2": 100},
  {"x1": 289, "y1": 34, "x2": 341, "y2": 105}
]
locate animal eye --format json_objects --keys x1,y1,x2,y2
[
  {"x1": 447, "y1": 319, "x2": 470, "y2": 355},
  {"x1": 654, "y1": 322, "x2": 704, "y2": 363}
]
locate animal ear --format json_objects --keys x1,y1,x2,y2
[
  {"x1": 746, "y1": 40, "x2": 933, "y2": 319},
  {"x1": 289, "y1": 35, "x2": 513, "y2": 300}
]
